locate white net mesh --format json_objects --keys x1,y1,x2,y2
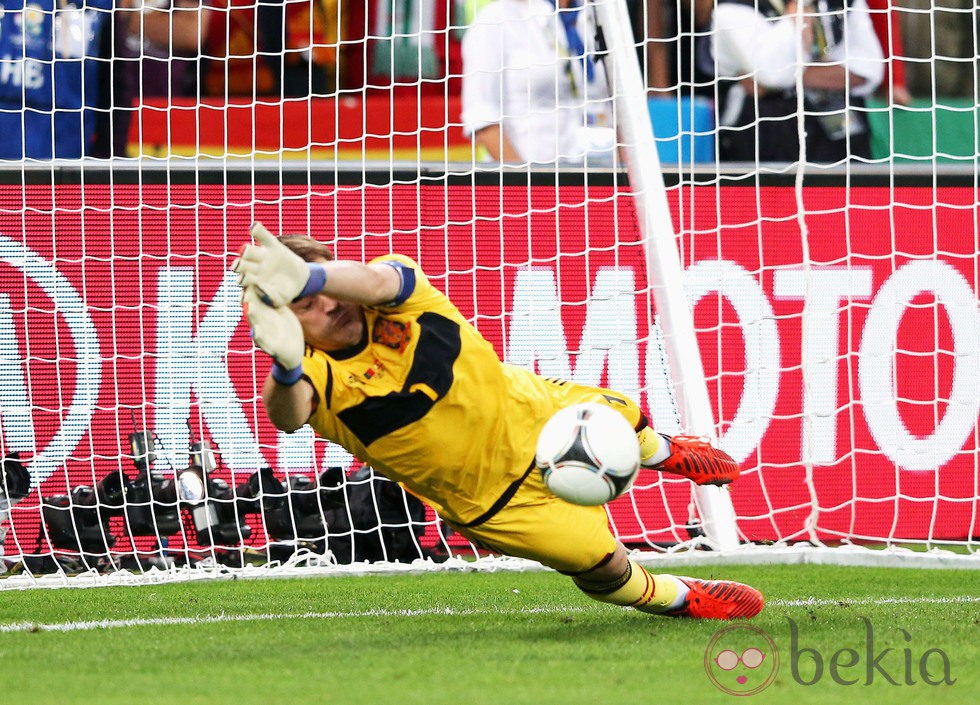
[{"x1": 0, "y1": 0, "x2": 977, "y2": 587}]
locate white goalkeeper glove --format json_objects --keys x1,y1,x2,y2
[
  {"x1": 242, "y1": 285, "x2": 306, "y2": 385},
  {"x1": 233, "y1": 222, "x2": 327, "y2": 307}
]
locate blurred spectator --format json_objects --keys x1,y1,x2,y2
[
  {"x1": 866, "y1": 0, "x2": 911, "y2": 105},
  {"x1": 281, "y1": 0, "x2": 338, "y2": 96},
  {"x1": 342, "y1": 0, "x2": 461, "y2": 94},
  {"x1": 635, "y1": 0, "x2": 713, "y2": 94},
  {"x1": 706, "y1": 0, "x2": 884, "y2": 163},
  {"x1": 461, "y1": 0, "x2": 614, "y2": 166},
  {"x1": 89, "y1": 0, "x2": 211, "y2": 157},
  {"x1": 0, "y1": 0, "x2": 212, "y2": 159},
  {"x1": 0, "y1": 0, "x2": 116, "y2": 159},
  {"x1": 201, "y1": 0, "x2": 338, "y2": 97},
  {"x1": 202, "y1": 0, "x2": 274, "y2": 95},
  {"x1": 127, "y1": 0, "x2": 212, "y2": 98},
  {"x1": 899, "y1": 0, "x2": 976, "y2": 98}
]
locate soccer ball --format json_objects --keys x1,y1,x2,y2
[{"x1": 535, "y1": 402, "x2": 641, "y2": 506}]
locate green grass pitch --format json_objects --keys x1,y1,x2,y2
[{"x1": 0, "y1": 564, "x2": 976, "y2": 704}]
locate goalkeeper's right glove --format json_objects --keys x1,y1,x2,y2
[
  {"x1": 233, "y1": 222, "x2": 327, "y2": 308},
  {"x1": 242, "y1": 285, "x2": 307, "y2": 385}
]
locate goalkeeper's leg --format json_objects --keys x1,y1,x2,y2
[
  {"x1": 455, "y1": 471, "x2": 762, "y2": 619},
  {"x1": 637, "y1": 427, "x2": 741, "y2": 486},
  {"x1": 570, "y1": 546, "x2": 764, "y2": 620}
]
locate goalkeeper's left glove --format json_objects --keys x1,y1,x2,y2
[
  {"x1": 242, "y1": 285, "x2": 306, "y2": 385},
  {"x1": 233, "y1": 222, "x2": 326, "y2": 307}
]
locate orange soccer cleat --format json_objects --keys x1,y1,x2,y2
[
  {"x1": 667, "y1": 577, "x2": 764, "y2": 620},
  {"x1": 651, "y1": 435, "x2": 740, "y2": 486}
]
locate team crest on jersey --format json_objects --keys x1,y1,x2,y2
[{"x1": 372, "y1": 318, "x2": 410, "y2": 352}]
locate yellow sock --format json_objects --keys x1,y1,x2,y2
[
  {"x1": 638, "y1": 427, "x2": 670, "y2": 467},
  {"x1": 573, "y1": 559, "x2": 682, "y2": 614}
]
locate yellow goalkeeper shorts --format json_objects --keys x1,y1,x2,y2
[
  {"x1": 444, "y1": 378, "x2": 639, "y2": 574},
  {"x1": 452, "y1": 468, "x2": 618, "y2": 575}
]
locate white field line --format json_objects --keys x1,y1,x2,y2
[
  {"x1": 0, "y1": 606, "x2": 579, "y2": 633},
  {"x1": 1, "y1": 595, "x2": 978, "y2": 634},
  {"x1": 774, "y1": 595, "x2": 980, "y2": 607}
]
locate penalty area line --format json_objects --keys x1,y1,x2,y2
[
  {"x1": 0, "y1": 605, "x2": 585, "y2": 634},
  {"x1": 2, "y1": 595, "x2": 977, "y2": 634}
]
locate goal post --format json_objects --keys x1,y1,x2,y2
[
  {"x1": 0, "y1": 0, "x2": 978, "y2": 589},
  {"x1": 594, "y1": 0, "x2": 740, "y2": 550}
]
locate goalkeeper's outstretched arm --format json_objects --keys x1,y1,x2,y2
[{"x1": 262, "y1": 374, "x2": 316, "y2": 433}]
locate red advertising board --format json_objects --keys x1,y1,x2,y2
[{"x1": 0, "y1": 173, "x2": 976, "y2": 555}]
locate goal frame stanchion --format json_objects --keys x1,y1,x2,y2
[{"x1": 593, "y1": 0, "x2": 740, "y2": 551}]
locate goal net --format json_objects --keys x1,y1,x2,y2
[{"x1": 0, "y1": 0, "x2": 977, "y2": 587}]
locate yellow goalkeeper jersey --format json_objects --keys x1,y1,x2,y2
[{"x1": 301, "y1": 254, "x2": 639, "y2": 525}]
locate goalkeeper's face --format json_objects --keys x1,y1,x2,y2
[{"x1": 288, "y1": 292, "x2": 365, "y2": 351}]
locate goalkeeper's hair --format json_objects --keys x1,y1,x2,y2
[{"x1": 279, "y1": 235, "x2": 336, "y2": 263}]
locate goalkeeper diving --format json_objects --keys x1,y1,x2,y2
[{"x1": 234, "y1": 223, "x2": 763, "y2": 619}]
